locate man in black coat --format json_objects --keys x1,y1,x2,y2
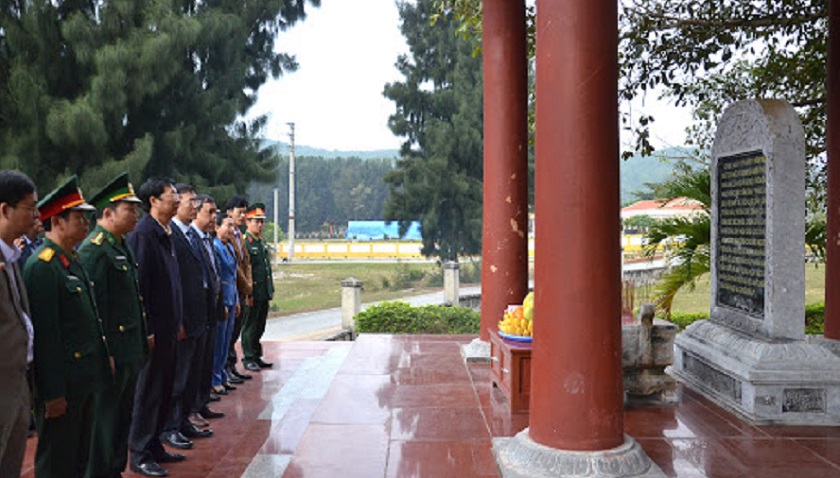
[
  {"x1": 126, "y1": 178, "x2": 184, "y2": 477},
  {"x1": 161, "y1": 186, "x2": 216, "y2": 450}
]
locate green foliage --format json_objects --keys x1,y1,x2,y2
[
  {"x1": 247, "y1": 156, "x2": 394, "y2": 232},
  {"x1": 263, "y1": 222, "x2": 285, "y2": 244},
  {"x1": 623, "y1": 215, "x2": 656, "y2": 232},
  {"x1": 664, "y1": 304, "x2": 826, "y2": 336},
  {"x1": 435, "y1": 0, "x2": 828, "y2": 181},
  {"x1": 642, "y1": 166, "x2": 712, "y2": 315},
  {"x1": 0, "y1": 0, "x2": 318, "y2": 194},
  {"x1": 383, "y1": 0, "x2": 484, "y2": 261},
  {"x1": 355, "y1": 301, "x2": 480, "y2": 334},
  {"x1": 805, "y1": 302, "x2": 826, "y2": 335},
  {"x1": 665, "y1": 311, "x2": 710, "y2": 330},
  {"x1": 621, "y1": 0, "x2": 827, "y2": 160}
]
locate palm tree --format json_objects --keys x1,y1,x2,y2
[{"x1": 642, "y1": 166, "x2": 711, "y2": 317}]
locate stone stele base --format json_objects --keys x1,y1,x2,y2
[
  {"x1": 674, "y1": 320, "x2": 840, "y2": 425},
  {"x1": 461, "y1": 337, "x2": 491, "y2": 363},
  {"x1": 493, "y1": 429, "x2": 665, "y2": 478}
]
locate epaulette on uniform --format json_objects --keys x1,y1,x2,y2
[
  {"x1": 91, "y1": 232, "x2": 105, "y2": 246},
  {"x1": 38, "y1": 247, "x2": 55, "y2": 262}
]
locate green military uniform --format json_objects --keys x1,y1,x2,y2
[
  {"x1": 23, "y1": 177, "x2": 112, "y2": 478},
  {"x1": 241, "y1": 204, "x2": 274, "y2": 365},
  {"x1": 77, "y1": 173, "x2": 147, "y2": 478}
]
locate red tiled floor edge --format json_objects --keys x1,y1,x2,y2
[{"x1": 19, "y1": 335, "x2": 840, "y2": 478}]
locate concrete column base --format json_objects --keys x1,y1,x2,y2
[
  {"x1": 461, "y1": 338, "x2": 491, "y2": 363},
  {"x1": 493, "y1": 429, "x2": 665, "y2": 478}
]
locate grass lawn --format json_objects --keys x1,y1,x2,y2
[
  {"x1": 268, "y1": 261, "x2": 481, "y2": 316},
  {"x1": 669, "y1": 262, "x2": 826, "y2": 314}
]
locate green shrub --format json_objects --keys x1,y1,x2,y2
[
  {"x1": 355, "y1": 301, "x2": 480, "y2": 334},
  {"x1": 665, "y1": 312, "x2": 709, "y2": 330},
  {"x1": 665, "y1": 303, "x2": 826, "y2": 335},
  {"x1": 806, "y1": 302, "x2": 825, "y2": 335}
]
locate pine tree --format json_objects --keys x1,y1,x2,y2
[
  {"x1": 383, "y1": 0, "x2": 483, "y2": 260},
  {"x1": 0, "y1": 0, "x2": 318, "y2": 193}
]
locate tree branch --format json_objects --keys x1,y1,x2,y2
[
  {"x1": 646, "y1": 11, "x2": 825, "y2": 32},
  {"x1": 791, "y1": 97, "x2": 826, "y2": 107}
]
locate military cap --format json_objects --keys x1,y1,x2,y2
[
  {"x1": 38, "y1": 175, "x2": 96, "y2": 221},
  {"x1": 88, "y1": 172, "x2": 142, "y2": 210},
  {"x1": 245, "y1": 203, "x2": 267, "y2": 220}
]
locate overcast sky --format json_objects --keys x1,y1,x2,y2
[{"x1": 248, "y1": 0, "x2": 693, "y2": 152}]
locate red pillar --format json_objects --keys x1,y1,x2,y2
[
  {"x1": 825, "y1": 0, "x2": 840, "y2": 339},
  {"x1": 480, "y1": 0, "x2": 529, "y2": 341},
  {"x1": 530, "y1": 0, "x2": 624, "y2": 451}
]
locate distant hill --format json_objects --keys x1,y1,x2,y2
[
  {"x1": 620, "y1": 147, "x2": 701, "y2": 205},
  {"x1": 261, "y1": 139, "x2": 695, "y2": 205},
  {"x1": 262, "y1": 139, "x2": 399, "y2": 160}
]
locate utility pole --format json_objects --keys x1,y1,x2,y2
[
  {"x1": 287, "y1": 122, "x2": 296, "y2": 262},
  {"x1": 273, "y1": 188, "x2": 279, "y2": 266}
]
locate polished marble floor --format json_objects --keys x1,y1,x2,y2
[{"x1": 20, "y1": 334, "x2": 840, "y2": 477}]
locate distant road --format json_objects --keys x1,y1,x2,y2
[
  {"x1": 263, "y1": 285, "x2": 482, "y2": 341},
  {"x1": 263, "y1": 257, "x2": 664, "y2": 341}
]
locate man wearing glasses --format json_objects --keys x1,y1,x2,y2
[
  {"x1": 0, "y1": 170, "x2": 38, "y2": 478},
  {"x1": 126, "y1": 178, "x2": 186, "y2": 477}
]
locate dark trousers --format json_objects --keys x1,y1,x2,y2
[
  {"x1": 164, "y1": 333, "x2": 201, "y2": 434},
  {"x1": 88, "y1": 364, "x2": 140, "y2": 478},
  {"x1": 241, "y1": 299, "x2": 269, "y2": 362},
  {"x1": 226, "y1": 299, "x2": 246, "y2": 367},
  {"x1": 34, "y1": 393, "x2": 95, "y2": 478},
  {"x1": 129, "y1": 337, "x2": 176, "y2": 465},
  {"x1": 192, "y1": 324, "x2": 216, "y2": 413}
]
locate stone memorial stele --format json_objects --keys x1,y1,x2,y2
[{"x1": 673, "y1": 99, "x2": 840, "y2": 425}]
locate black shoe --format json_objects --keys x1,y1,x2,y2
[
  {"x1": 230, "y1": 366, "x2": 253, "y2": 380},
  {"x1": 223, "y1": 382, "x2": 237, "y2": 391},
  {"x1": 199, "y1": 406, "x2": 225, "y2": 419},
  {"x1": 130, "y1": 462, "x2": 168, "y2": 477},
  {"x1": 212, "y1": 386, "x2": 228, "y2": 395},
  {"x1": 255, "y1": 358, "x2": 273, "y2": 368},
  {"x1": 161, "y1": 431, "x2": 193, "y2": 450},
  {"x1": 181, "y1": 423, "x2": 213, "y2": 439},
  {"x1": 243, "y1": 361, "x2": 261, "y2": 372},
  {"x1": 227, "y1": 374, "x2": 244, "y2": 385},
  {"x1": 208, "y1": 393, "x2": 221, "y2": 402},
  {"x1": 153, "y1": 451, "x2": 186, "y2": 463}
]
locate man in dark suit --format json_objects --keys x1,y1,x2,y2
[
  {"x1": 78, "y1": 173, "x2": 149, "y2": 478},
  {"x1": 23, "y1": 176, "x2": 113, "y2": 478},
  {"x1": 189, "y1": 195, "x2": 225, "y2": 425},
  {"x1": 127, "y1": 178, "x2": 184, "y2": 477},
  {"x1": 15, "y1": 216, "x2": 43, "y2": 266},
  {"x1": 163, "y1": 186, "x2": 215, "y2": 450},
  {"x1": 0, "y1": 170, "x2": 37, "y2": 478}
]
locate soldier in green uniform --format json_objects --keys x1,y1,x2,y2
[
  {"x1": 77, "y1": 173, "x2": 148, "y2": 478},
  {"x1": 23, "y1": 176, "x2": 113, "y2": 478},
  {"x1": 241, "y1": 203, "x2": 274, "y2": 371}
]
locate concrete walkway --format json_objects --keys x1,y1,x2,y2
[{"x1": 262, "y1": 285, "x2": 483, "y2": 341}]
